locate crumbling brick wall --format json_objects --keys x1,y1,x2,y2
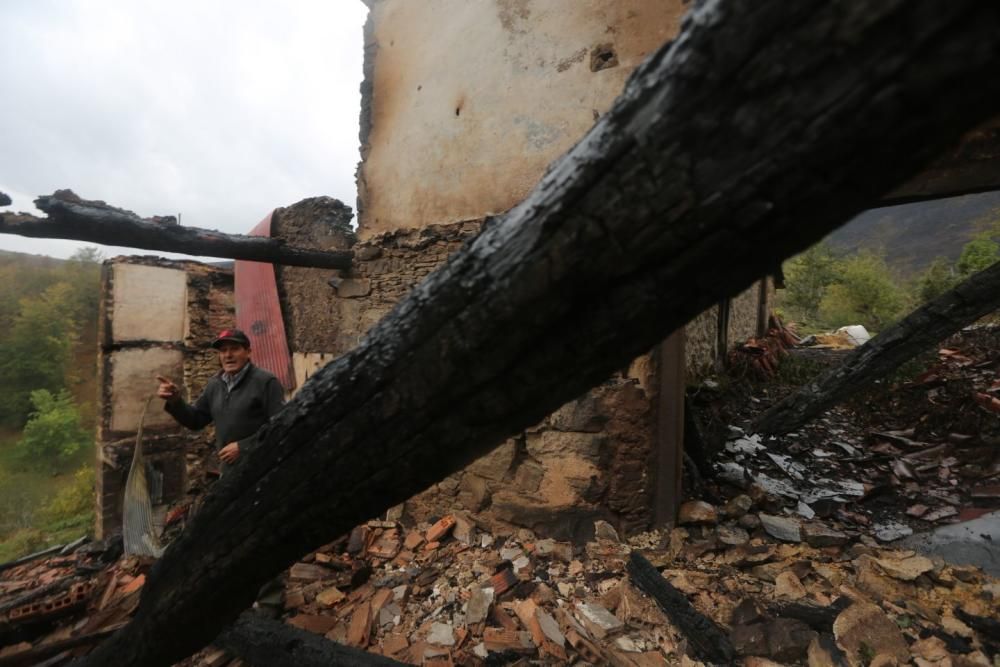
[{"x1": 95, "y1": 257, "x2": 233, "y2": 538}]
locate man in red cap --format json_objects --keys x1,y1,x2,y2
[{"x1": 157, "y1": 328, "x2": 284, "y2": 469}]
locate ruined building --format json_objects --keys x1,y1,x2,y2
[
  {"x1": 95, "y1": 0, "x2": 772, "y2": 541},
  {"x1": 95, "y1": 258, "x2": 234, "y2": 538}
]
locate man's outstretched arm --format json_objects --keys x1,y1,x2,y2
[{"x1": 158, "y1": 375, "x2": 213, "y2": 431}]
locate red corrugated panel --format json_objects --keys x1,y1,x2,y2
[{"x1": 234, "y1": 211, "x2": 295, "y2": 390}]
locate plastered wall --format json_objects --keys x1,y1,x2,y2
[{"x1": 357, "y1": 0, "x2": 687, "y2": 237}]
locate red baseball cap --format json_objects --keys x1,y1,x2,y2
[{"x1": 211, "y1": 329, "x2": 251, "y2": 348}]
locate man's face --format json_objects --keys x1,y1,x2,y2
[{"x1": 217, "y1": 342, "x2": 250, "y2": 374}]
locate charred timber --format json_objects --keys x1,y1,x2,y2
[
  {"x1": 215, "y1": 612, "x2": 408, "y2": 667},
  {"x1": 0, "y1": 627, "x2": 119, "y2": 667},
  {"x1": 0, "y1": 191, "x2": 353, "y2": 269},
  {"x1": 81, "y1": 1, "x2": 1000, "y2": 665},
  {"x1": 627, "y1": 552, "x2": 735, "y2": 663},
  {"x1": 757, "y1": 260, "x2": 1000, "y2": 435}
]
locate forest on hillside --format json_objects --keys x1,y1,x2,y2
[
  {"x1": 0, "y1": 248, "x2": 102, "y2": 561},
  {"x1": 779, "y1": 211, "x2": 1000, "y2": 334}
]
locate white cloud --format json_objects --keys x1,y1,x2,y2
[{"x1": 0, "y1": 0, "x2": 368, "y2": 259}]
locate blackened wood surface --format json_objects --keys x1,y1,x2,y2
[
  {"x1": 215, "y1": 613, "x2": 407, "y2": 667},
  {"x1": 627, "y1": 552, "x2": 735, "y2": 663},
  {"x1": 0, "y1": 627, "x2": 118, "y2": 667},
  {"x1": 0, "y1": 191, "x2": 353, "y2": 269},
  {"x1": 757, "y1": 260, "x2": 1000, "y2": 435},
  {"x1": 81, "y1": 2, "x2": 1000, "y2": 665}
]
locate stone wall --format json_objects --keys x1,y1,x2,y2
[
  {"x1": 95, "y1": 257, "x2": 233, "y2": 538},
  {"x1": 272, "y1": 197, "x2": 662, "y2": 538},
  {"x1": 730, "y1": 283, "x2": 763, "y2": 348},
  {"x1": 682, "y1": 281, "x2": 773, "y2": 380}
]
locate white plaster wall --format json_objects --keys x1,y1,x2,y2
[
  {"x1": 109, "y1": 347, "x2": 184, "y2": 432},
  {"x1": 111, "y1": 264, "x2": 187, "y2": 342},
  {"x1": 359, "y1": 0, "x2": 686, "y2": 237}
]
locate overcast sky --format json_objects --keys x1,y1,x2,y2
[{"x1": 0, "y1": 0, "x2": 368, "y2": 259}]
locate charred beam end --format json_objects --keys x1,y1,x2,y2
[
  {"x1": 756, "y1": 260, "x2": 1000, "y2": 435},
  {"x1": 215, "y1": 612, "x2": 408, "y2": 667},
  {"x1": 80, "y1": 2, "x2": 1000, "y2": 665},
  {"x1": 0, "y1": 190, "x2": 353, "y2": 270},
  {"x1": 627, "y1": 552, "x2": 735, "y2": 663},
  {"x1": 0, "y1": 626, "x2": 120, "y2": 667}
]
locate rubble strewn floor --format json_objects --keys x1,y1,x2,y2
[{"x1": 1, "y1": 328, "x2": 998, "y2": 666}]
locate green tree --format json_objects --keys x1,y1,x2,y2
[
  {"x1": 59, "y1": 247, "x2": 102, "y2": 327},
  {"x1": 16, "y1": 390, "x2": 89, "y2": 470},
  {"x1": 0, "y1": 282, "x2": 78, "y2": 425},
  {"x1": 955, "y1": 234, "x2": 999, "y2": 278},
  {"x1": 782, "y1": 242, "x2": 841, "y2": 321},
  {"x1": 818, "y1": 251, "x2": 907, "y2": 331},
  {"x1": 915, "y1": 257, "x2": 959, "y2": 303}
]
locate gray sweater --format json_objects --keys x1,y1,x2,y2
[{"x1": 165, "y1": 363, "x2": 284, "y2": 455}]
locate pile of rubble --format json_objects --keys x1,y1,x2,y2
[
  {"x1": 0, "y1": 539, "x2": 153, "y2": 666},
  {"x1": 180, "y1": 494, "x2": 998, "y2": 667},
  {"x1": 2, "y1": 481, "x2": 998, "y2": 666}
]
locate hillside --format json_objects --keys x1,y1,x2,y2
[
  {"x1": 0, "y1": 247, "x2": 102, "y2": 560},
  {"x1": 826, "y1": 190, "x2": 1000, "y2": 277}
]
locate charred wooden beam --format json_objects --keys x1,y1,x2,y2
[
  {"x1": 0, "y1": 190, "x2": 353, "y2": 269},
  {"x1": 215, "y1": 612, "x2": 407, "y2": 667},
  {"x1": 881, "y1": 115, "x2": 1000, "y2": 205},
  {"x1": 627, "y1": 552, "x2": 735, "y2": 663},
  {"x1": 0, "y1": 626, "x2": 120, "y2": 667},
  {"x1": 756, "y1": 260, "x2": 1000, "y2": 435},
  {"x1": 81, "y1": 2, "x2": 1000, "y2": 665}
]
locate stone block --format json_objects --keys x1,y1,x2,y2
[
  {"x1": 465, "y1": 439, "x2": 516, "y2": 482},
  {"x1": 111, "y1": 263, "x2": 187, "y2": 342},
  {"x1": 527, "y1": 431, "x2": 605, "y2": 463},
  {"x1": 548, "y1": 394, "x2": 606, "y2": 432},
  {"x1": 457, "y1": 474, "x2": 490, "y2": 512},
  {"x1": 512, "y1": 460, "x2": 544, "y2": 493},
  {"x1": 109, "y1": 347, "x2": 184, "y2": 432}
]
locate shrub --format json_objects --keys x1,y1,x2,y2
[
  {"x1": 782, "y1": 242, "x2": 841, "y2": 321},
  {"x1": 0, "y1": 528, "x2": 47, "y2": 563},
  {"x1": 818, "y1": 252, "x2": 907, "y2": 331},
  {"x1": 915, "y1": 258, "x2": 959, "y2": 303},
  {"x1": 955, "y1": 234, "x2": 999, "y2": 278},
  {"x1": 17, "y1": 390, "x2": 89, "y2": 470},
  {"x1": 41, "y1": 466, "x2": 95, "y2": 532}
]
